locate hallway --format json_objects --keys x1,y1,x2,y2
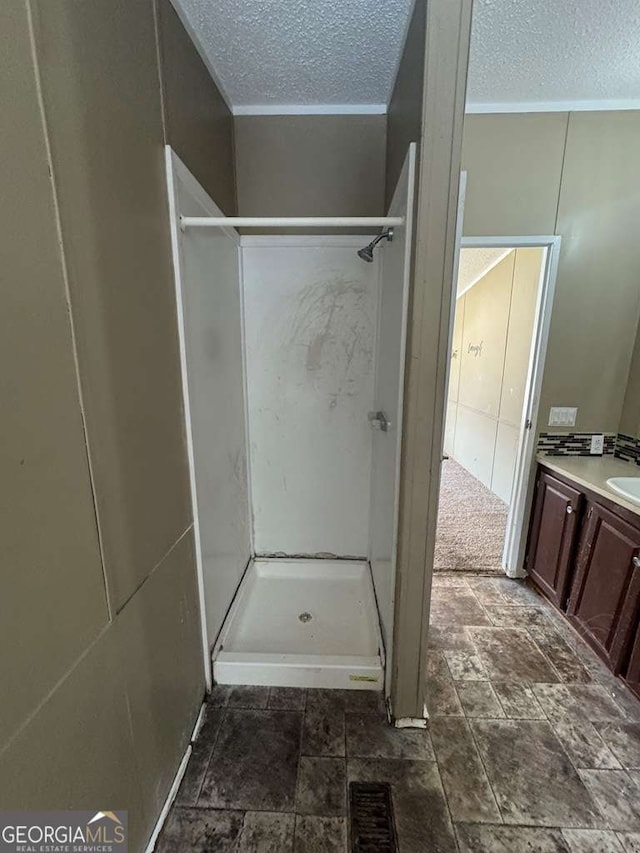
[
  {"x1": 434, "y1": 460, "x2": 508, "y2": 575},
  {"x1": 158, "y1": 575, "x2": 640, "y2": 852}
]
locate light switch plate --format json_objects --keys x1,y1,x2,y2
[
  {"x1": 590, "y1": 434, "x2": 605, "y2": 455},
  {"x1": 549, "y1": 407, "x2": 578, "y2": 427}
]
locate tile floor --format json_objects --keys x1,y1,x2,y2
[{"x1": 157, "y1": 574, "x2": 640, "y2": 852}]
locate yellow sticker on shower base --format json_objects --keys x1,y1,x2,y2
[{"x1": 349, "y1": 675, "x2": 379, "y2": 683}]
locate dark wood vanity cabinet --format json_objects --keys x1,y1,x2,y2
[
  {"x1": 566, "y1": 501, "x2": 640, "y2": 674},
  {"x1": 526, "y1": 470, "x2": 582, "y2": 608},
  {"x1": 527, "y1": 464, "x2": 640, "y2": 691}
]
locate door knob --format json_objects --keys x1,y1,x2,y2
[
  {"x1": 633, "y1": 556, "x2": 640, "y2": 570},
  {"x1": 566, "y1": 506, "x2": 573, "y2": 514}
]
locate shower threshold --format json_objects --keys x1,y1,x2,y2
[{"x1": 213, "y1": 558, "x2": 384, "y2": 691}]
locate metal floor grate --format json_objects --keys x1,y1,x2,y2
[{"x1": 349, "y1": 781, "x2": 398, "y2": 852}]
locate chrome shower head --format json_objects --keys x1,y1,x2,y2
[{"x1": 357, "y1": 228, "x2": 393, "y2": 262}]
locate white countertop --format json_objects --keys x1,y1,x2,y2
[{"x1": 537, "y1": 454, "x2": 640, "y2": 517}]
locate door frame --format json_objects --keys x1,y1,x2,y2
[{"x1": 456, "y1": 234, "x2": 562, "y2": 578}]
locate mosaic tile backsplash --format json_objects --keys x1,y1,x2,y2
[
  {"x1": 615, "y1": 433, "x2": 640, "y2": 465},
  {"x1": 537, "y1": 432, "x2": 617, "y2": 457}
]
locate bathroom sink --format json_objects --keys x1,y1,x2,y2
[{"x1": 606, "y1": 477, "x2": 640, "y2": 505}]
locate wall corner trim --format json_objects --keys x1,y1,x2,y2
[
  {"x1": 465, "y1": 98, "x2": 640, "y2": 114},
  {"x1": 233, "y1": 103, "x2": 388, "y2": 116}
]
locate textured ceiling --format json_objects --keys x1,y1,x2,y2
[
  {"x1": 174, "y1": 0, "x2": 414, "y2": 108},
  {"x1": 457, "y1": 248, "x2": 511, "y2": 297},
  {"x1": 173, "y1": 0, "x2": 640, "y2": 111},
  {"x1": 467, "y1": 0, "x2": 640, "y2": 109}
]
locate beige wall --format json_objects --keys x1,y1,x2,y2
[
  {"x1": 621, "y1": 324, "x2": 640, "y2": 438},
  {"x1": 446, "y1": 249, "x2": 542, "y2": 501},
  {"x1": 461, "y1": 111, "x2": 640, "y2": 435},
  {"x1": 157, "y1": 0, "x2": 237, "y2": 214},
  {"x1": 234, "y1": 114, "x2": 386, "y2": 229},
  {"x1": 385, "y1": 0, "x2": 426, "y2": 207},
  {"x1": 1, "y1": 2, "x2": 234, "y2": 848}
]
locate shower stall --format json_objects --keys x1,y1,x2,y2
[{"x1": 166, "y1": 143, "x2": 416, "y2": 701}]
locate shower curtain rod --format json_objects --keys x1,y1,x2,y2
[{"x1": 180, "y1": 216, "x2": 404, "y2": 230}]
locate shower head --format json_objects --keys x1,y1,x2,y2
[{"x1": 357, "y1": 228, "x2": 393, "y2": 262}]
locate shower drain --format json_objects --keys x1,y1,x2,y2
[{"x1": 298, "y1": 611, "x2": 312, "y2": 623}]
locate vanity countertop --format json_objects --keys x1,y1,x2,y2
[{"x1": 536, "y1": 453, "x2": 640, "y2": 517}]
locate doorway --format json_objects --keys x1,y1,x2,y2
[{"x1": 435, "y1": 237, "x2": 560, "y2": 577}]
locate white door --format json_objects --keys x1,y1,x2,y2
[{"x1": 369, "y1": 144, "x2": 416, "y2": 697}]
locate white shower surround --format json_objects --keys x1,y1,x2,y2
[{"x1": 241, "y1": 236, "x2": 380, "y2": 557}]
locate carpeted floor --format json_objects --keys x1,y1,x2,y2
[{"x1": 434, "y1": 458, "x2": 508, "y2": 574}]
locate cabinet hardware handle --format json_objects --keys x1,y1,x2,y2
[
  {"x1": 566, "y1": 506, "x2": 573, "y2": 514},
  {"x1": 634, "y1": 556, "x2": 640, "y2": 570}
]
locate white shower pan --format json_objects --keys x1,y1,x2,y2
[{"x1": 213, "y1": 559, "x2": 384, "y2": 691}]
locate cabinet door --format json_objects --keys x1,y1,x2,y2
[
  {"x1": 526, "y1": 470, "x2": 582, "y2": 609},
  {"x1": 567, "y1": 502, "x2": 640, "y2": 674}
]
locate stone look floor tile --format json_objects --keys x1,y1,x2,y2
[
  {"x1": 175, "y1": 706, "x2": 225, "y2": 805},
  {"x1": 465, "y1": 578, "x2": 514, "y2": 606},
  {"x1": 455, "y1": 681, "x2": 505, "y2": 719},
  {"x1": 578, "y1": 770, "x2": 640, "y2": 831},
  {"x1": 492, "y1": 681, "x2": 546, "y2": 719},
  {"x1": 426, "y1": 649, "x2": 465, "y2": 717},
  {"x1": 293, "y1": 816, "x2": 347, "y2": 853},
  {"x1": 428, "y1": 625, "x2": 475, "y2": 651},
  {"x1": 432, "y1": 574, "x2": 471, "y2": 588},
  {"x1": 430, "y1": 717, "x2": 502, "y2": 823},
  {"x1": 484, "y1": 605, "x2": 551, "y2": 629},
  {"x1": 596, "y1": 723, "x2": 640, "y2": 769},
  {"x1": 348, "y1": 758, "x2": 458, "y2": 853},
  {"x1": 346, "y1": 712, "x2": 435, "y2": 760},
  {"x1": 426, "y1": 676, "x2": 465, "y2": 717},
  {"x1": 305, "y1": 688, "x2": 384, "y2": 714},
  {"x1": 468, "y1": 627, "x2": 560, "y2": 683},
  {"x1": 296, "y1": 757, "x2": 346, "y2": 817},
  {"x1": 267, "y1": 687, "x2": 307, "y2": 710},
  {"x1": 199, "y1": 709, "x2": 302, "y2": 811},
  {"x1": 495, "y1": 578, "x2": 545, "y2": 606},
  {"x1": 528, "y1": 626, "x2": 592, "y2": 684},
  {"x1": 302, "y1": 705, "x2": 345, "y2": 757},
  {"x1": 542, "y1": 708, "x2": 622, "y2": 770},
  {"x1": 236, "y1": 812, "x2": 295, "y2": 853},
  {"x1": 471, "y1": 719, "x2": 602, "y2": 827},
  {"x1": 534, "y1": 684, "x2": 627, "y2": 723},
  {"x1": 208, "y1": 684, "x2": 232, "y2": 707},
  {"x1": 561, "y1": 829, "x2": 625, "y2": 852},
  {"x1": 455, "y1": 823, "x2": 570, "y2": 852},
  {"x1": 430, "y1": 589, "x2": 492, "y2": 627},
  {"x1": 444, "y1": 650, "x2": 488, "y2": 681},
  {"x1": 156, "y1": 808, "x2": 244, "y2": 853},
  {"x1": 617, "y1": 832, "x2": 640, "y2": 851},
  {"x1": 568, "y1": 686, "x2": 629, "y2": 722},
  {"x1": 606, "y1": 685, "x2": 640, "y2": 722},
  {"x1": 226, "y1": 685, "x2": 270, "y2": 709}
]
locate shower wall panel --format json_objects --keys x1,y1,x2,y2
[
  {"x1": 172, "y1": 159, "x2": 251, "y2": 644},
  {"x1": 242, "y1": 238, "x2": 379, "y2": 556}
]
